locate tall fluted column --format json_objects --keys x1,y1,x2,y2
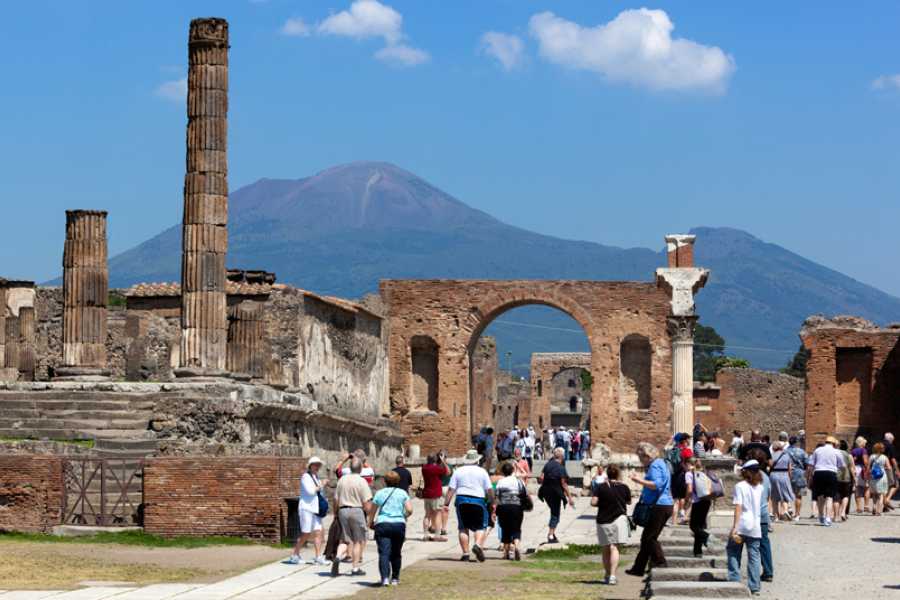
[
  {"x1": 226, "y1": 302, "x2": 263, "y2": 380},
  {"x1": 18, "y1": 306, "x2": 35, "y2": 381},
  {"x1": 668, "y1": 316, "x2": 697, "y2": 436},
  {"x1": 4, "y1": 316, "x2": 19, "y2": 371},
  {"x1": 57, "y1": 210, "x2": 109, "y2": 380},
  {"x1": 177, "y1": 17, "x2": 229, "y2": 377},
  {"x1": 0, "y1": 284, "x2": 6, "y2": 373}
]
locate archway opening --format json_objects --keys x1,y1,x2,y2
[{"x1": 468, "y1": 304, "x2": 591, "y2": 449}]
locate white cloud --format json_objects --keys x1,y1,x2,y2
[
  {"x1": 281, "y1": 18, "x2": 311, "y2": 37},
  {"x1": 872, "y1": 74, "x2": 900, "y2": 91},
  {"x1": 528, "y1": 9, "x2": 735, "y2": 94},
  {"x1": 318, "y1": 0, "x2": 402, "y2": 44},
  {"x1": 480, "y1": 32, "x2": 525, "y2": 71},
  {"x1": 155, "y1": 77, "x2": 186, "y2": 102},
  {"x1": 375, "y1": 43, "x2": 430, "y2": 67}
]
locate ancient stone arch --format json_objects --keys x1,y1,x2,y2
[{"x1": 381, "y1": 279, "x2": 677, "y2": 454}]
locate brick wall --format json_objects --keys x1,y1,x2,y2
[
  {"x1": 693, "y1": 368, "x2": 805, "y2": 439},
  {"x1": 0, "y1": 455, "x2": 64, "y2": 533},
  {"x1": 144, "y1": 456, "x2": 307, "y2": 541}
]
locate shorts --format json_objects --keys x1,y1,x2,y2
[
  {"x1": 299, "y1": 509, "x2": 322, "y2": 534},
  {"x1": 812, "y1": 471, "x2": 838, "y2": 500},
  {"x1": 596, "y1": 515, "x2": 629, "y2": 546},
  {"x1": 836, "y1": 481, "x2": 853, "y2": 500},
  {"x1": 424, "y1": 497, "x2": 445, "y2": 512},
  {"x1": 790, "y1": 478, "x2": 807, "y2": 495},
  {"x1": 338, "y1": 507, "x2": 368, "y2": 543},
  {"x1": 456, "y1": 498, "x2": 489, "y2": 533}
]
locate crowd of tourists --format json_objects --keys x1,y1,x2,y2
[{"x1": 289, "y1": 423, "x2": 899, "y2": 592}]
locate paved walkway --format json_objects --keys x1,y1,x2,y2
[{"x1": 0, "y1": 496, "x2": 601, "y2": 600}]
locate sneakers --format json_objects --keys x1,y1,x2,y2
[
  {"x1": 351, "y1": 568, "x2": 366, "y2": 576},
  {"x1": 460, "y1": 554, "x2": 471, "y2": 562},
  {"x1": 608, "y1": 575, "x2": 618, "y2": 585},
  {"x1": 330, "y1": 557, "x2": 340, "y2": 577},
  {"x1": 472, "y1": 544, "x2": 486, "y2": 562},
  {"x1": 314, "y1": 556, "x2": 328, "y2": 566},
  {"x1": 824, "y1": 518, "x2": 833, "y2": 527},
  {"x1": 286, "y1": 555, "x2": 305, "y2": 565},
  {"x1": 390, "y1": 579, "x2": 400, "y2": 586},
  {"x1": 380, "y1": 579, "x2": 390, "y2": 587}
]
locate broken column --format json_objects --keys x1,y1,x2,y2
[
  {"x1": 3, "y1": 315, "x2": 17, "y2": 376},
  {"x1": 57, "y1": 210, "x2": 109, "y2": 380},
  {"x1": 226, "y1": 302, "x2": 264, "y2": 380},
  {"x1": 0, "y1": 282, "x2": 6, "y2": 380},
  {"x1": 18, "y1": 306, "x2": 35, "y2": 381},
  {"x1": 656, "y1": 235, "x2": 709, "y2": 436},
  {"x1": 1, "y1": 280, "x2": 35, "y2": 382},
  {"x1": 177, "y1": 17, "x2": 229, "y2": 377}
]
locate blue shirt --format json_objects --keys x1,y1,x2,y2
[
  {"x1": 640, "y1": 458, "x2": 674, "y2": 506},
  {"x1": 372, "y1": 487, "x2": 410, "y2": 525},
  {"x1": 759, "y1": 472, "x2": 771, "y2": 524}
]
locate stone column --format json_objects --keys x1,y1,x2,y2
[
  {"x1": 177, "y1": 17, "x2": 230, "y2": 377},
  {"x1": 4, "y1": 316, "x2": 19, "y2": 372},
  {"x1": 18, "y1": 306, "x2": 35, "y2": 381},
  {"x1": 0, "y1": 283, "x2": 6, "y2": 375},
  {"x1": 656, "y1": 234, "x2": 709, "y2": 437},
  {"x1": 57, "y1": 210, "x2": 109, "y2": 380},
  {"x1": 226, "y1": 302, "x2": 263, "y2": 380}
]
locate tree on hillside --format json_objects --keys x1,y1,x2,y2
[
  {"x1": 781, "y1": 344, "x2": 811, "y2": 378},
  {"x1": 694, "y1": 323, "x2": 725, "y2": 382}
]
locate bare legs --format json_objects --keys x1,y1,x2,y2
[
  {"x1": 293, "y1": 528, "x2": 323, "y2": 560},
  {"x1": 602, "y1": 544, "x2": 620, "y2": 580}
]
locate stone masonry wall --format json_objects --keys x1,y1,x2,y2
[
  {"x1": 143, "y1": 456, "x2": 307, "y2": 541},
  {"x1": 470, "y1": 336, "x2": 498, "y2": 434},
  {"x1": 530, "y1": 353, "x2": 591, "y2": 431},
  {"x1": 0, "y1": 455, "x2": 64, "y2": 533},
  {"x1": 696, "y1": 368, "x2": 805, "y2": 439}
]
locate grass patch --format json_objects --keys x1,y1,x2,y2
[
  {"x1": 0, "y1": 437, "x2": 95, "y2": 448},
  {"x1": 0, "y1": 530, "x2": 261, "y2": 548},
  {"x1": 530, "y1": 543, "x2": 603, "y2": 560}
]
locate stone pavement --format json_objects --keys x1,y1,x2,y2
[{"x1": 0, "y1": 495, "x2": 603, "y2": 600}]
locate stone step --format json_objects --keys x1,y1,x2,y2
[
  {"x1": 0, "y1": 409, "x2": 153, "y2": 421},
  {"x1": 651, "y1": 568, "x2": 729, "y2": 582},
  {"x1": 0, "y1": 398, "x2": 155, "y2": 411},
  {"x1": 94, "y1": 438, "x2": 159, "y2": 453},
  {"x1": 665, "y1": 556, "x2": 728, "y2": 569},
  {"x1": 0, "y1": 418, "x2": 149, "y2": 431},
  {"x1": 649, "y1": 581, "x2": 749, "y2": 598},
  {"x1": 662, "y1": 546, "x2": 724, "y2": 558},
  {"x1": 0, "y1": 428, "x2": 93, "y2": 441},
  {"x1": 0, "y1": 391, "x2": 158, "y2": 402}
]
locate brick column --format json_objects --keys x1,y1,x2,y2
[
  {"x1": 656, "y1": 234, "x2": 709, "y2": 436},
  {"x1": 226, "y1": 303, "x2": 264, "y2": 380},
  {"x1": 18, "y1": 306, "x2": 35, "y2": 381},
  {"x1": 57, "y1": 210, "x2": 109, "y2": 380},
  {"x1": 177, "y1": 17, "x2": 230, "y2": 378}
]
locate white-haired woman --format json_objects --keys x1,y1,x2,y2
[
  {"x1": 625, "y1": 442, "x2": 673, "y2": 577},
  {"x1": 289, "y1": 456, "x2": 328, "y2": 565},
  {"x1": 851, "y1": 436, "x2": 870, "y2": 514},
  {"x1": 538, "y1": 447, "x2": 574, "y2": 544}
]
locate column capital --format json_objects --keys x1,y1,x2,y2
[
  {"x1": 656, "y1": 267, "x2": 709, "y2": 317},
  {"x1": 667, "y1": 315, "x2": 698, "y2": 342}
]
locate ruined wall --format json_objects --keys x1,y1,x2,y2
[
  {"x1": 693, "y1": 368, "x2": 805, "y2": 438},
  {"x1": 496, "y1": 378, "x2": 529, "y2": 432},
  {"x1": 470, "y1": 336, "x2": 498, "y2": 434},
  {"x1": 0, "y1": 455, "x2": 64, "y2": 533},
  {"x1": 143, "y1": 456, "x2": 306, "y2": 541},
  {"x1": 382, "y1": 279, "x2": 673, "y2": 454},
  {"x1": 802, "y1": 317, "x2": 900, "y2": 447},
  {"x1": 530, "y1": 353, "x2": 591, "y2": 431}
]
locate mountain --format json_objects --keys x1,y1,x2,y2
[{"x1": 106, "y1": 161, "x2": 900, "y2": 371}]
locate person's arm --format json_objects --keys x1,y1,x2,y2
[
  {"x1": 730, "y1": 503, "x2": 743, "y2": 538},
  {"x1": 590, "y1": 489, "x2": 600, "y2": 508},
  {"x1": 561, "y1": 478, "x2": 574, "y2": 506},
  {"x1": 685, "y1": 472, "x2": 693, "y2": 498},
  {"x1": 404, "y1": 499, "x2": 413, "y2": 518},
  {"x1": 631, "y1": 462, "x2": 660, "y2": 490}
]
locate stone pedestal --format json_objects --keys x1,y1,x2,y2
[
  {"x1": 177, "y1": 18, "x2": 230, "y2": 378},
  {"x1": 59, "y1": 210, "x2": 110, "y2": 380}
]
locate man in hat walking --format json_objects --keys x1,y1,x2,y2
[{"x1": 444, "y1": 449, "x2": 493, "y2": 562}]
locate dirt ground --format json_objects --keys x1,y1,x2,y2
[{"x1": 0, "y1": 540, "x2": 287, "y2": 590}]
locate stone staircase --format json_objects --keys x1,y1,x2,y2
[{"x1": 530, "y1": 458, "x2": 586, "y2": 494}]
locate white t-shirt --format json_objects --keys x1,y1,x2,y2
[
  {"x1": 732, "y1": 480, "x2": 763, "y2": 538},
  {"x1": 448, "y1": 464, "x2": 492, "y2": 498},
  {"x1": 523, "y1": 435, "x2": 536, "y2": 457},
  {"x1": 810, "y1": 445, "x2": 845, "y2": 473},
  {"x1": 299, "y1": 472, "x2": 321, "y2": 514}
]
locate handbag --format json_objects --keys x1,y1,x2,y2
[
  {"x1": 308, "y1": 474, "x2": 329, "y2": 518},
  {"x1": 608, "y1": 481, "x2": 635, "y2": 533},
  {"x1": 519, "y1": 481, "x2": 534, "y2": 512},
  {"x1": 707, "y1": 471, "x2": 725, "y2": 498},
  {"x1": 632, "y1": 501, "x2": 652, "y2": 528}
]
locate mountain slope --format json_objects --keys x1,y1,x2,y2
[{"x1": 106, "y1": 161, "x2": 900, "y2": 371}]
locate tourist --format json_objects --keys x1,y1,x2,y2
[
  {"x1": 726, "y1": 460, "x2": 764, "y2": 596},
  {"x1": 289, "y1": 456, "x2": 328, "y2": 565},
  {"x1": 671, "y1": 447, "x2": 693, "y2": 525},
  {"x1": 475, "y1": 427, "x2": 494, "y2": 471},
  {"x1": 444, "y1": 449, "x2": 493, "y2": 562},
  {"x1": 421, "y1": 453, "x2": 449, "y2": 541},
  {"x1": 882, "y1": 433, "x2": 898, "y2": 511},
  {"x1": 538, "y1": 447, "x2": 574, "y2": 544},
  {"x1": 835, "y1": 440, "x2": 855, "y2": 521},
  {"x1": 867, "y1": 442, "x2": 890, "y2": 516},
  {"x1": 785, "y1": 436, "x2": 808, "y2": 522},
  {"x1": 711, "y1": 431, "x2": 727, "y2": 455},
  {"x1": 768, "y1": 441, "x2": 796, "y2": 520},
  {"x1": 498, "y1": 430, "x2": 515, "y2": 462},
  {"x1": 556, "y1": 426, "x2": 572, "y2": 461},
  {"x1": 368, "y1": 470, "x2": 413, "y2": 587},
  {"x1": 739, "y1": 430, "x2": 772, "y2": 465},
  {"x1": 730, "y1": 430, "x2": 744, "y2": 458},
  {"x1": 749, "y1": 449, "x2": 773, "y2": 583},
  {"x1": 685, "y1": 457, "x2": 712, "y2": 558},
  {"x1": 513, "y1": 447, "x2": 531, "y2": 482},
  {"x1": 625, "y1": 442, "x2": 673, "y2": 577},
  {"x1": 581, "y1": 429, "x2": 592, "y2": 459},
  {"x1": 808, "y1": 436, "x2": 844, "y2": 526},
  {"x1": 591, "y1": 464, "x2": 631, "y2": 585},
  {"x1": 393, "y1": 455, "x2": 413, "y2": 494},
  {"x1": 335, "y1": 449, "x2": 375, "y2": 485},
  {"x1": 523, "y1": 428, "x2": 536, "y2": 470},
  {"x1": 494, "y1": 460, "x2": 529, "y2": 561},
  {"x1": 331, "y1": 459, "x2": 372, "y2": 577},
  {"x1": 851, "y1": 436, "x2": 870, "y2": 514},
  {"x1": 694, "y1": 433, "x2": 708, "y2": 458}
]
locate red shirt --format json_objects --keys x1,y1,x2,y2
[{"x1": 422, "y1": 463, "x2": 448, "y2": 499}]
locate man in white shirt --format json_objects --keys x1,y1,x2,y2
[
  {"x1": 808, "y1": 436, "x2": 844, "y2": 526},
  {"x1": 444, "y1": 449, "x2": 493, "y2": 562}
]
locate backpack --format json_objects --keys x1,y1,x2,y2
[
  {"x1": 693, "y1": 471, "x2": 712, "y2": 498},
  {"x1": 871, "y1": 455, "x2": 885, "y2": 480},
  {"x1": 665, "y1": 446, "x2": 682, "y2": 475},
  {"x1": 706, "y1": 471, "x2": 725, "y2": 498}
]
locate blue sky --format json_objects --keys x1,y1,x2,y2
[{"x1": 2, "y1": 1, "x2": 899, "y2": 296}]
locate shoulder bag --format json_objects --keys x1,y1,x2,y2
[
  {"x1": 519, "y1": 480, "x2": 534, "y2": 512},
  {"x1": 367, "y1": 488, "x2": 399, "y2": 528},
  {"x1": 312, "y1": 474, "x2": 329, "y2": 518}
]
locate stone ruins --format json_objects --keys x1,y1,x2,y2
[{"x1": 1, "y1": 15, "x2": 896, "y2": 541}]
